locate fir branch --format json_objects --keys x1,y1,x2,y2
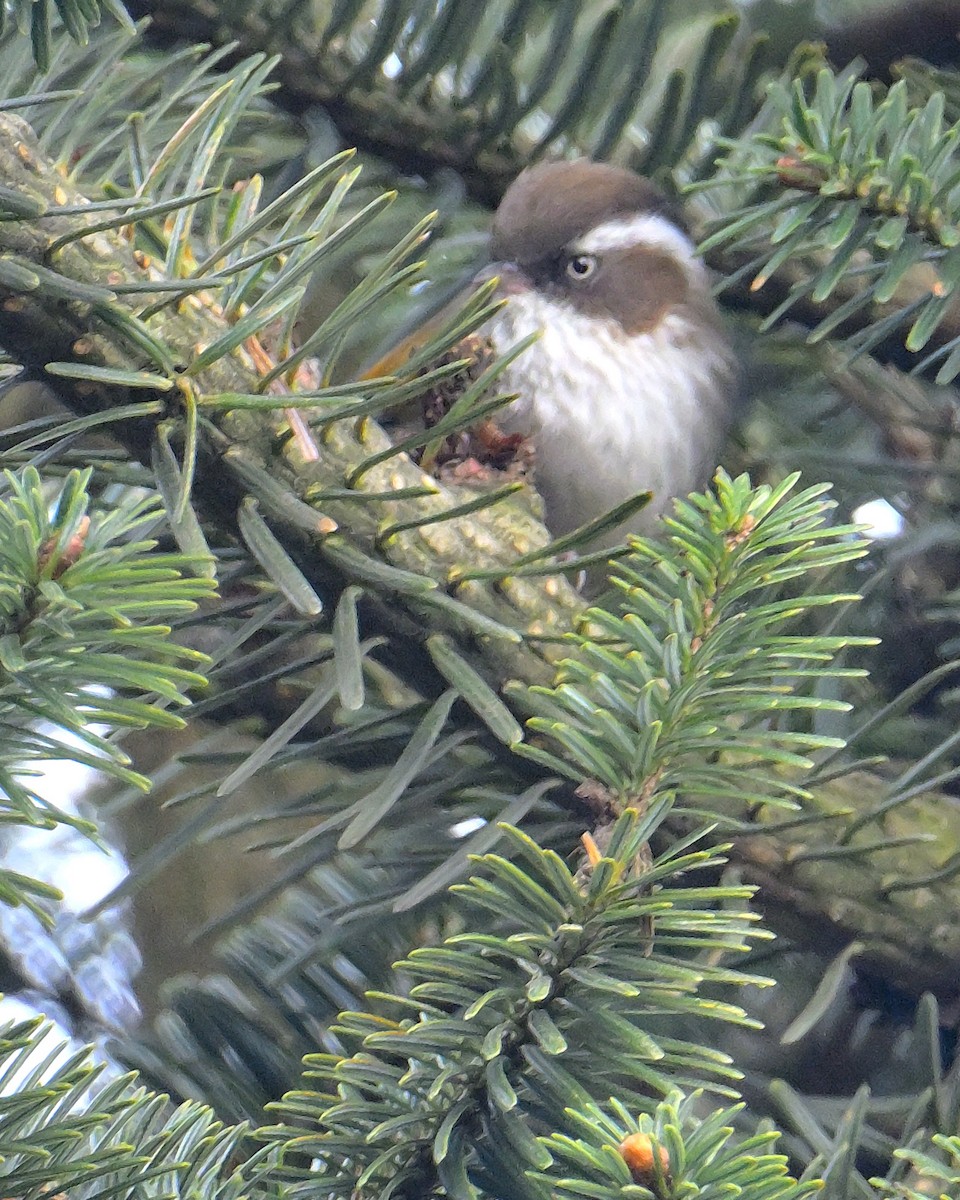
[
  {"x1": 897, "y1": 55, "x2": 960, "y2": 124},
  {"x1": 728, "y1": 764, "x2": 960, "y2": 997},
  {"x1": 125, "y1": 0, "x2": 768, "y2": 204},
  {"x1": 265, "y1": 812, "x2": 772, "y2": 1199},
  {"x1": 513, "y1": 471, "x2": 873, "y2": 813},
  {"x1": 2, "y1": 0, "x2": 134, "y2": 72},
  {"x1": 534, "y1": 1090, "x2": 818, "y2": 1200},
  {"x1": 0, "y1": 25, "x2": 957, "y2": 1020},
  {"x1": 0, "y1": 97, "x2": 583, "y2": 699},
  {"x1": 700, "y1": 66, "x2": 960, "y2": 381},
  {"x1": 261, "y1": 475, "x2": 871, "y2": 1198},
  {"x1": 0, "y1": 465, "x2": 213, "y2": 917},
  {"x1": 873, "y1": 1134, "x2": 960, "y2": 1199},
  {"x1": 0, "y1": 1012, "x2": 275, "y2": 1199}
]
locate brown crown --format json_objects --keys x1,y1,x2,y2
[{"x1": 491, "y1": 160, "x2": 684, "y2": 265}]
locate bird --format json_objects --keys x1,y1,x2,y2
[{"x1": 372, "y1": 159, "x2": 738, "y2": 549}]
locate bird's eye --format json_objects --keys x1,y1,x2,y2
[{"x1": 565, "y1": 254, "x2": 597, "y2": 280}]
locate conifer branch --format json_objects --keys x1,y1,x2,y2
[
  {"x1": 125, "y1": 0, "x2": 767, "y2": 204},
  {"x1": 0, "y1": 465, "x2": 213, "y2": 916},
  {"x1": 699, "y1": 65, "x2": 960, "y2": 380},
  {"x1": 873, "y1": 1133, "x2": 960, "y2": 1199},
  {"x1": 0, "y1": 109, "x2": 582, "y2": 697},
  {"x1": 266, "y1": 811, "x2": 773, "y2": 1198},
  {"x1": 514, "y1": 472, "x2": 872, "y2": 810},
  {"x1": 3, "y1": 0, "x2": 134, "y2": 71},
  {"x1": 0, "y1": 24, "x2": 949, "y2": 1019},
  {"x1": 0, "y1": 1012, "x2": 274, "y2": 1199},
  {"x1": 0, "y1": 10, "x2": 959, "y2": 1199},
  {"x1": 0, "y1": 85, "x2": 958, "y2": 1000},
  {"x1": 535, "y1": 1091, "x2": 818, "y2": 1200}
]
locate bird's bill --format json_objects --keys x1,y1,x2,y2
[{"x1": 472, "y1": 260, "x2": 532, "y2": 295}]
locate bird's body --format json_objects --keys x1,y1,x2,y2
[
  {"x1": 485, "y1": 255, "x2": 734, "y2": 539},
  {"x1": 369, "y1": 160, "x2": 738, "y2": 547},
  {"x1": 482, "y1": 160, "x2": 738, "y2": 542}
]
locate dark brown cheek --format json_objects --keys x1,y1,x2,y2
[{"x1": 605, "y1": 248, "x2": 689, "y2": 335}]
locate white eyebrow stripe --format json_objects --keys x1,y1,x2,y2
[{"x1": 571, "y1": 212, "x2": 698, "y2": 267}]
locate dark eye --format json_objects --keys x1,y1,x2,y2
[{"x1": 565, "y1": 254, "x2": 597, "y2": 280}]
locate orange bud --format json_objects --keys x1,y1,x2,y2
[
  {"x1": 619, "y1": 1132, "x2": 670, "y2": 1186},
  {"x1": 775, "y1": 154, "x2": 826, "y2": 191},
  {"x1": 581, "y1": 831, "x2": 602, "y2": 866},
  {"x1": 38, "y1": 516, "x2": 91, "y2": 580}
]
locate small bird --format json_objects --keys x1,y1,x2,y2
[
  {"x1": 372, "y1": 160, "x2": 738, "y2": 548},
  {"x1": 481, "y1": 159, "x2": 738, "y2": 545}
]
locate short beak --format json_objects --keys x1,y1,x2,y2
[{"x1": 472, "y1": 260, "x2": 531, "y2": 296}]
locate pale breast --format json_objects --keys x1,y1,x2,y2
[{"x1": 484, "y1": 291, "x2": 737, "y2": 544}]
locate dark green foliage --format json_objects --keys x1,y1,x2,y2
[
  {"x1": 873, "y1": 1134, "x2": 960, "y2": 1199},
  {"x1": 218, "y1": 0, "x2": 772, "y2": 194},
  {"x1": 700, "y1": 65, "x2": 960, "y2": 379},
  {"x1": 518, "y1": 472, "x2": 872, "y2": 804},
  {"x1": 0, "y1": 1012, "x2": 274, "y2": 1199},
  {"x1": 0, "y1": 466, "x2": 213, "y2": 916},
  {"x1": 2, "y1": 0, "x2": 134, "y2": 72},
  {"x1": 536, "y1": 1091, "x2": 819, "y2": 1200},
  {"x1": 255, "y1": 471, "x2": 874, "y2": 1198},
  {"x1": 0, "y1": 6, "x2": 955, "y2": 1200},
  {"x1": 266, "y1": 813, "x2": 769, "y2": 1197}
]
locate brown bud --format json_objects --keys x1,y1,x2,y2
[{"x1": 725, "y1": 512, "x2": 757, "y2": 548}]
